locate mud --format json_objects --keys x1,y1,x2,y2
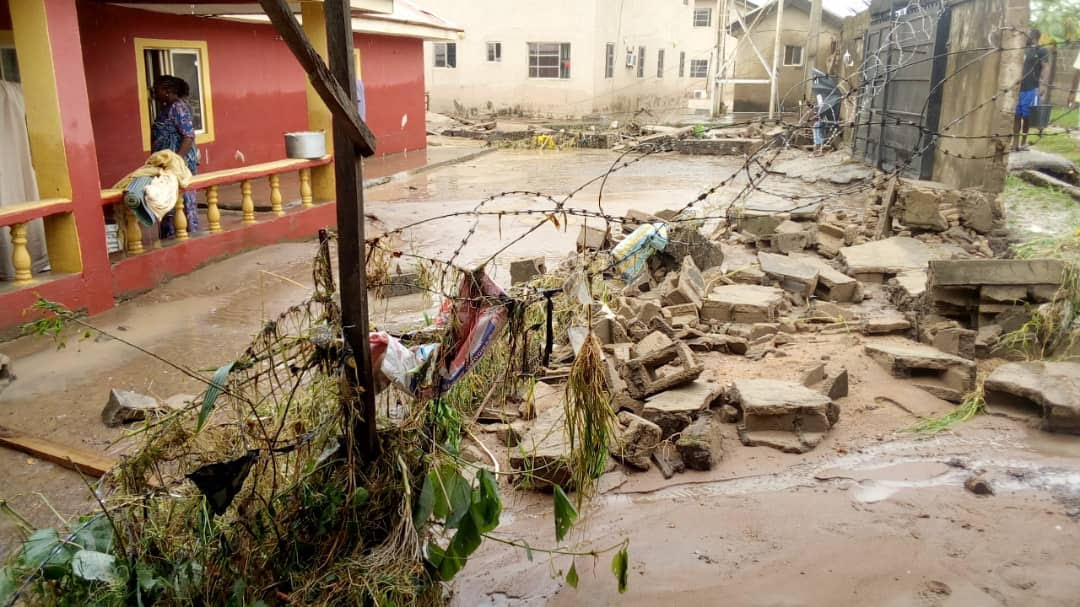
[{"x1": 1, "y1": 149, "x2": 1079, "y2": 605}]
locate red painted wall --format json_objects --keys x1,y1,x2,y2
[
  {"x1": 75, "y1": 3, "x2": 427, "y2": 186},
  {"x1": 356, "y1": 33, "x2": 427, "y2": 156},
  {"x1": 76, "y1": 2, "x2": 309, "y2": 185}
]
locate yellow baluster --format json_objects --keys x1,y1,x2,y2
[
  {"x1": 174, "y1": 193, "x2": 188, "y2": 241},
  {"x1": 270, "y1": 174, "x2": 284, "y2": 217},
  {"x1": 300, "y1": 168, "x2": 313, "y2": 208},
  {"x1": 207, "y1": 185, "x2": 221, "y2": 233},
  {"x1": 11, "y1": 222, "x2": 32, "y2": 284},
  {"x1": 242, "y1": 180, "x2": 255, "y2": 224},
  {"x1": 125, "y1": 207, "x2": 143, "y2": 254}
]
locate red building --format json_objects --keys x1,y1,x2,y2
[{"x1": 0, "y1": 0, "x2": 459, "y2": 333}]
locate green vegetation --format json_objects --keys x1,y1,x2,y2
[{"x1": 906, "y1": 388, "x2": 986, "y2": 434}]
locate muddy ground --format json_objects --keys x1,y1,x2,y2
[{"x1": 1, "y1": 148, "x2": 1079, "y2": 605}]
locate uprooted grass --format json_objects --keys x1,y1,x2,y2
[
  {"x1": 998, "y1": 264, "x2": 1080, "y2": 361},
  {"x1": 906, "y1": 386, "x2": 986, "y2": 434}
]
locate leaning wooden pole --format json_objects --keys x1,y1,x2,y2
[
  {"x1": 325, "y1": 0, "x2": 379, "y2": 458},
  {"x1": 258, "y1": 0, "x2": 379, "y2": 457}
]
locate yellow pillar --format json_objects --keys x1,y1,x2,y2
[
  {"x1": 241, "y1": 180, "x2": 255, "y2": 224},
  {"x1": 300, "y1": 168, "x2": 313, "y2": 207},
  {"x1": 269, "y1": 174, "x2": 284, "y2": 216},
  {"x1": 207, "y1": 185, "x2": 221, "y2": 233},
  {"x1": 10, "y1": 0, "x2": 82, "y2": 273},
  {"x1": 302, "y1": 0, "x2": 336, "y2": 201},
  {"x1": 11, "y1": 223, "x2": 33, "y2": 284}
]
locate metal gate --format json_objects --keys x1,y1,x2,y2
[{"x1": 853, "y1": 0, "x2": 952, "y2": 179}]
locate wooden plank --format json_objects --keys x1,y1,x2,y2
[
  {"x1": 258, "y1": 0, "x2": 376, "y2": 157},
  {"x1": 0, "y1": 198, "x2": 73, "y2": 225},
  {"x1": 0, "y1": 425, "x2": 115, "y2": 477},
  {"x1": 326, "y1": 0, "x2": 378, "y2": 458}
]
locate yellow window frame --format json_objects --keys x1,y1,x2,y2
[{"x1": 134, "y1": 37, "x2": 216, "y2": 151}]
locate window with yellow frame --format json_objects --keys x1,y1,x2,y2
[{"x1": 134, "y1": 38, "x2": 215, "y2": 151}]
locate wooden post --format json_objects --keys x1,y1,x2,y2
[
  {"x1": 325, "y1": 0, "x2": 378, "y2": 458},
  {"x1": 207, "y1": 185, "x2": 221, "y2": 233}
]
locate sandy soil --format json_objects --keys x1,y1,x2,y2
[{"x1": 1, "y1": 149, "x2": 1078, "y2": 605}]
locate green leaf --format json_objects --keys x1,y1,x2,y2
[
  {"x1": 469, "y1": 469, "x2": 501, "y2": 534},
  {"x1": 21, "y1": 528, "x2": 73, "y2": 572},
  {"x1": 351, "y1": 487, "x2": 370, "y2": 508},
  {"x1": 611, "y1": 546, "x2": 629, "y2": 594},
  {"x1": 414, "y1": 472, "x2": 436, "y2": 529},
  {"x1": 426, "y1": 542, "x2": 447, "y2": 569},
  {"x1": 197, "y1": 361, "x2": 236, "y2": 432},
  {"x1": 444, "y1": 472, "x2": 472, "y2": 529},
  {"x1": 553, "y1": 486, "x2": 577, "y2": 542},
  {"x1": 438, "y1": 511, "x2": 482, "y2": 581},
  {"x1": 70, "y1": 549, "x2": 120, "y2": 583},
  {"x1": 566, "y1": 561, "x2": 579, "y2": 589},
  {"x1": 431, "y1": 465, "x2": 458, "y2": 521},
  {"x1": 72, "y1": 515, "x2": 114, "y2": 554},
  {"x1": 0, "y1": 567, "x2": 17, "y2": 605},
  {"x1": 136, "y1": 564, "x2": 160, "y2": 593}
]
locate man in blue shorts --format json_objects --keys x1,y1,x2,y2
[{"x1": 1014, "y1": 28, "x2": 1049, "y2": 151}]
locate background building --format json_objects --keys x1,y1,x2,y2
[{"x1": 420, "y1": 0, "x2": 743, "y2": 119}]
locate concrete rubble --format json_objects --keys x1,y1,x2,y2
[
  {"x1": 491, "y1": 169, "x2": 1078, "y2": 487},
  {"x1": 984, "y1": 362, "x2": 1080, "y2": 435},
  {"x1": 102, "y1": 389, "x2": 164, "y2": 427}
]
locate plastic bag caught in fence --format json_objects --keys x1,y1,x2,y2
[
  {"x1": 369, "y1": 331, "x2": 439, "y2": 396},
  {"x1": 436, "y1": 270, "x2": 512, "y2": 391},
  {"x1": 611, "y1": 222, "x2": 668, "y2": 281}
]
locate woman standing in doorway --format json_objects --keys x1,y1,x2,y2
[{"x1": 151, "y1": 75, "x2": 200, "y2": 237}]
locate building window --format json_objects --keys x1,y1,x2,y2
[
  {"x1": 135, "y1": 38, "x2": 215, "y2": 151},
  {"x1": 605, "y1": 43, "x2": 615, "y2": 78},
  {"x1": 784, "y1": 45, "x2": 803, "y2": 66},
  {"x1": 487, "y1": 42, "x2": 502, "y2": 63},
  {"x1": 637, "y1": 46, "x2": 645, "y2": 78},
  {"x1": 434, "y1": 42, "x2": 457, "y2": 68},
  {"x1": 0, "y1": 45, "x2": 19, "y2": 83},
  {"x1": 528, "y1": 42, "x2": 570, "y2": 79},
  {"x1": 690, "y1": 59, "x2": 709, "y2": 78},
  {"x1": 693, "y1": 7, "x2": 712, "y2": 27},
  {"x1": 679, "y1": 51, "x2": 686, "y2": 77},
  {"x1": 657, "y1": 49, "x2": 664, "y2": 78}
]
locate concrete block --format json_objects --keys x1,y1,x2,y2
[
  {"x1": 509, "y1": 257, "x2": 547, "y2": 285},
  {"x1": 929, "y1": 259, "x2": 1065, "y2": 287},
  {"x1": 643, "y1": 380, "x2": 719, "y2": 438},
  {"x1": 839, "y1": 236, "x2": 931, "y2": 277},
  {"x1": 102, "y1": 389, "x2": 162, "y2": 427},
  {"x1": 577, "y1": 224, "x2": 610, "y2": 251},
  {"x1": 732, "y1": 379, "x2": 838, "y2": 453},
  {"x1": 633, "y1": 331, "x2": 674, "y2": 358},
  {"x1": 865, "y1": 341, "x2": 976, "y2": 402},
  {"x1": 702, "y1": 285, "x2": 785, "y2": 323},
  {"x1": 663, "y1": 226, "x2": 725, "y2": 271},
  {"x1": 613, "y1": 411, "x2": 663, "y2": 470},
  {"x1": 622, "y1": 343, "x2": 705, "y2": 401},
  {"x1": 984, "y1": 361, "x2": 1080, "y2": 434},
  {"x1": 758, "y1": 252, "x2": 819, "y2": 298},
  {"x1": 676, "y1": 413, "x2": 724, "y2": 470}
]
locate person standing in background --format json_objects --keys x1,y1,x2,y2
[
  {"x1": 1013, "y1": 28, "x2": 1050, "y2": 151},
  {"x1": 151, "y1": 75, "x2": 200, "y2": 238}
]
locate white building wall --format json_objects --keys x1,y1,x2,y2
[
  {"x1": 421, "y1": 0, "x2": 736, "y2": 119},
  {"x1": 421, "y1": 0, "x2": 599, "y2": 117}
]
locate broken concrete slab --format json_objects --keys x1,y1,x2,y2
[
  {"x1": 509, "y1": 257, "x2": 547, "y2": 285},
  {"x1": 652, "y1": 445, "x2": 686, "y2": 479},
  {"x1": 839, "y1": 236, "x2": 931, "y2": 282},
  {"x1": 929, "y1": 259, "x2": 1065, "y2": 287},
  {"x1": 102, "y1": 389, "x2": 163, "y2": 427},
  {"x1": 889, "y1": 270, "x2": 928, "y2": 309},
  {"x1": 865, "y1": 341, "x2": 976, "y2": 403},
  {"x1": 622, "y1": 342, "x2": 705, "y2": 400},
  {"x1": 633, "y1": 331, "x2": 674, "y2": 358},
  {"x1": 642, "y1": 380, "x2": 719, "y2": 438},
  {"x1": 758, "y1": 252, "x2": 819, "y2": 298},
  {"x1": 663, "y1": 226, "x2": 725, "y2": 271},
  {"x1": 861, "y1": 309, "x2": 912, "y2": 335},
  {"x1": 676, "y1": 413, "x2": 724, "y2": 470},
  {"x1": 684, "y1": 334, "x2": 750, "y2": 355},
  {"x1": 480, "y1": 420, "x2": 528, "y2": 448},
  {"x1": 984, "y1": 362, "x2": 1080, "y2": 435},
  {"x1": 577, "y1": 224, "x2": 611, "y2": 252},
  {"x1": 613, "y1": 411, "x2": 663, "y2": 470},
  {"x1": 509, "y1": 404, "x2": 571, "y2": 489},
  {"x1": 821, "y1": 369, "x2": 849, "y2": 400},
  {"x1": 769, "y1": 220, "x2": 816, "y2": 253},
  {"x1": 702, "y1": 285, "x2": 785, "y2": 323},
  {"x1": 731, "y1": 379, "x2": 838, "y2": 453}
]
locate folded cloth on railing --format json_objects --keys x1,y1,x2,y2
[
  {"x1": 436, "y1": 270, "x2": 512, "y2": 392},
  {"x1": 611, "y1": 222, "x2": 668, "y2": 281},
  {"x1": 113, "y1": 150, "x2": 193, "y2": 191},
  {"x1": 144, "y1": 174, "x2": 179, "y2": 222},
  {"x1": 123, "y1": 175, "x2": 156, "y2": 228}
]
